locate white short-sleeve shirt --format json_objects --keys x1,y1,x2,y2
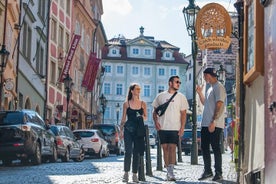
[{"x1": 152, "y1": 91, "x2": 189, "y2": 131}]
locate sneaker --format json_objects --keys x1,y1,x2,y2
[
  {"x1": 122, "y1": 172, "x2": 128, "y2": 182},
  {"x1": 166, "y1": 165, "x2": 176, "y2": 181},
  {"x1": 132, "y1": 173, "x2": 139, "y2": 183},
  {"x1": 212, "y1": 174, "x2": 223, "y2": 181},
  {"x1": 198, "y1": 172, "x2": 213, "y2": 180}
]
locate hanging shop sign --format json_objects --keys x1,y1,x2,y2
[{"x1": 195, "y1": 3, "x2": 232, "y2": 50}]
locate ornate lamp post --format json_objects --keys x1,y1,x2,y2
[
  {"x1": 183, "y1": 0, "x2": 200, "y2": 165},
  {"x1": 0, "y1": 0, "x2": 10, "y2": 110},
  {"x1": 0, "y1": 46, "x2": 9, "y2": 110},
  {"x1": 116, "y1": 103, "x2": 120, "y2": 125},
  {"x1": 216, "y1": 64, "x2": 226, "y2": 153},
  {"x1": 217, "y1": 64, "x2": 226, "y2": 85},
  {"x1": 99, "y1": 94, "x2": 107, "y2": 124},
  {"x1": 64, "y1": 74, "x2": 73, "y2": 127}
]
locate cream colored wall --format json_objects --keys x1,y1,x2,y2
[{"x1": 243, "y1": 76, "x2": 264, "y2": 182}]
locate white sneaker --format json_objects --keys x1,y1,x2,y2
[
  {"x1": 167, "y1": 164, "x2": 176, "y2": 181},
  {"x1": 132, "y1": 173, "x2": 139, "y2": 183},
  {"x1": 123, "y1": 172, "x2": 128, "y2": 182}
]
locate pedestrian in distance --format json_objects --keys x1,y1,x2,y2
[
  {"x1": 152, "y1": 75, "x2": 189, "y2": 181},
  {"x1": 119, "y1": 83, "x2": 147, "y2": 183},
  {"x1": 196, "y1": 68, "x2": 226, "y2": 181}
]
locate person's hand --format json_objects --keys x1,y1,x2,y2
[
  {"x1": 208, "y1": 122, "x2": 216, "y2": 133},
  {"x1": 119, "y1": 131, "x2": 124, "y2": 139},
  {"x1": 178, "y1": 127, "x2": 184, "y2": 136},
  {"x1": 196, "y1": 84, "x2": 204, "y2": 93},
  {"x1": 155, "y1": 121, "x2": 161, "y2": 131}
]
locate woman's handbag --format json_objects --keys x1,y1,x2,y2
[{"x1": 155, "y1": 92, "x2": 177, "y2": 116}]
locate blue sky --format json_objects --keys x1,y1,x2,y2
[{"x1": 101, "y1": 0, "x2": 236, "y2": 55}]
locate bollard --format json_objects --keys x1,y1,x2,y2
[
  {"x1": 144, "y1": 125, "x2": 153, "y2": 176},
  {"x1": 177, "y1": 138, "x2": 183, "y2": 163},
  {"x1": 156, "y1": 131, "x2": 163, "y2": 171},
  {"x1": 138, "y1": 155, "x2": 146, "y2": 181}
]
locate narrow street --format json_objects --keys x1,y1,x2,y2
[{"x1": 0, "y1": 148, "x2": 237, "y2": 184}]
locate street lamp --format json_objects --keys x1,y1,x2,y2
[
  {"x1": 64, "y1": 74, "x2": 73, "y2": 127},
  {"x1": 99, "y1": 94, "x2": 107, "y2": 124},
  {"x1": 183, "y1": 0, "x2": 200, "y2": 165},
  {"x1": 0, "y1": 45, "x2": 9, "y2": 110},
  {"x1": 217, "y1": 64, "x2": 226, "y2": 85},
  {"x1": 116, "y1": 103, "x2": 120, "y2": 125}
]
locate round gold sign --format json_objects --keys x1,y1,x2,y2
[{"x1": 195, "y1": 3, "x2": 232, "y2": 50}]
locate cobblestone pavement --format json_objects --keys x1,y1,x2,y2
[{"x1": 0, "y1": 148, "x2": 237, "y2": 184}]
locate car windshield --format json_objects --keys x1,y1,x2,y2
[
  {"x1": 93, "y1": 125, "x2": 115, "y2": 136},
  {"x1": 74, "y1": 131, "x2": 95, "y2": 138},
  {"x1": 0, "y1": 112, "x2": 23, "y2": 125}
]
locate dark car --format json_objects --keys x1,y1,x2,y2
[
  {"x1": 0, "y1": 110, "x2": 58, "y2": 166},
  {"x1": 50, "y1": 125, "x2": 85, "y2": 162},
  {"x1": 92, "y1": 124, "x2": 124, "y2": 155},
  {"x1": 181, "y1": 129, "x2": 201, "y2": 155}
]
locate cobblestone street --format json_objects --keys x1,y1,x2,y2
[{"x1": 0, "y1": 148, "x2": 237, "y2": 184}]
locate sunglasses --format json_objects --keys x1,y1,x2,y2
[{"x1": 175, "y1": 81, "x2": 181, "y2": 84}]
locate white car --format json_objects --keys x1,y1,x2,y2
[
  {"x1": 73, "y1": 129, "x2": 109, "y2": 158},
  {"x1": 149, "y1": 134, "x2": 156, "y2": 148}
]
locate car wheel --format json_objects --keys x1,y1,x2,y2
[
  {"x1": 31, "y1": 143, "x2": 42, "y2": 165},
  {"x1": 61, "y1": 147, "x2": 70, "y2": 162},
  {"x1": 97, "y1": 147, "x2": 103, "y2": 159},
  {"x1": 50, "y1": 145, "x2": 58, "y2": 163},
  {"x1": 2, "y1": 158, "x2": 12, "y2": 166},
  {"x1": 73, "y1": 148, "x2": 85, "y2": 162}
]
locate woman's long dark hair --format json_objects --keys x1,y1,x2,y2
[{"x1": 127, "y1": 83, "x2": 140, "y2": 101}]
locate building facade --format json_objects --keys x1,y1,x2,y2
[{"x1": 101, "y1": 27, "x2": 189, "y2": 128}]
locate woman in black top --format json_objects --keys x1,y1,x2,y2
[{"x1": 120, "y1": 83, "x2": 147, "y2": 183}]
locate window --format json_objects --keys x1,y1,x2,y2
[
  {"x1": 117, "y1": 66, "x2": 123, "y2": 74},
  {"x1": 144, "y1": 67, "x2": 151, "y2": 76},
  {"x1": 145, "y1": 49, "x2": 151, "y2": 55},
  {"x1": 38, "y1": 0, "x2": 46, "y2": 21},
  {"x1": 104, "y1": 107, "x2": 110, "y2": 120},
  {"x1": 51, "y1": 19, "x2": 57, "y2": 42},
  {"x1": 132, "y1": 48, "x2": 139, "y2": 55},
  {"x1": 22, "y1": 21, "x2": 32, "y2": 60},
  {"x1": 66, "y1": 0, "x2": 71, "y2": 15},
  {"x1": 112, "y1": 49, "x2": 117, "y2": 55},
  {"x1": 158, "y1": 68, "x2": 165, "y2": 76},
  {"x1": 50, "y1": 61, "x2": 56, "y2": 84},
  {"x1": 105, "y1": 65, "x2": 111, "y2": 73},
  {"x1": 170, "y1": 68, "x2": 177, "y2": 76},
  {"x1": 104, "y1": 83, "x2": 111, "y2": 95},
  {"x1": 158, "y1": 86, "x2": 165, "y2": 93},
  {"x1": 116, "y1": 84, "x2": 123, "y2": 95},
  {"x1": 143, "y1": 85, "x2": 150, "y2": 97},
  {"x1": 58, "y1": 25, "x2": 64, "y2": 47},
  {"x1": 189, "y1": 73, "x2": 191, "y2": 81},
  {"x1": 35, "y1": 42, "x2": 44, "y2": 74},
  {"x1": 132, "y1": 66, "x2": 139, "y2": 75},
  {"x1": 165, "y1": 52, "x2": 171, "y2": 58}
]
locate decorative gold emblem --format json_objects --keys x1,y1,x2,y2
[{"x1": 195, "y1": 3, "x2": 232, "y2": 50}]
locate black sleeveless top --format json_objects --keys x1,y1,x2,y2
[{"x1": 125, "y1": 101, "x2": 143, "y2": 127}]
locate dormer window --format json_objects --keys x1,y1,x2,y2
[
  {"x1": 161, "y1": 49, "x2": 174, "y2": 61},
  {"x1": 108, "y1": 46, "x2": 121, "y2": 57}
]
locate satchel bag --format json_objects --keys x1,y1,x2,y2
[{"x1": 155, "y1": 92, "x2": 177, "y2": 116}]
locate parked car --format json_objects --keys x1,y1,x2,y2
[
  {"x1": 149, "y1": 134, "x2": 156, "y2": 148},
  {"x1": 92, "y1": 124, "x2": 124, "y2": 155},
  {"x1": 181, "y1": 129, "x2": 201, "y2": 155},
  {"x1": 50, "y1": 125, "x2": 85, "y2": 162},
  {"x1": 73, "y1": 129, "x2": 109, "y2": 158},
  {"x1": 0, "y1": 110, "x2": 58, "y2": 166}
]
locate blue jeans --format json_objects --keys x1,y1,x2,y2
[
  {"x1": 201, "y1": 127, "x2": 223, "y2": 175},
  {"x1": 123, "y1": 129, "x2": 141, "y2": 173}
]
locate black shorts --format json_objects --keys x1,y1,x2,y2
[{"x1": 158, "y1": 130, "x2": 179, "y2": 145}]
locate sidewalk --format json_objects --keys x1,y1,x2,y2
[{"x1": 136, "y1": 149, "x2": 237, "y2": 184}]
